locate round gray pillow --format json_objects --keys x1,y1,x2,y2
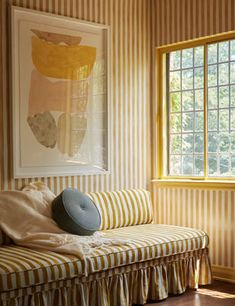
[{"x1": 52, "y1": 188, "x2": 101, "y2": 236}]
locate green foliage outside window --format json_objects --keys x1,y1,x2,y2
[{"x1": 167, "y1": 39, "x2": 235, "y2": 177}]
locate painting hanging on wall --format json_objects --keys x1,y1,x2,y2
[{"x1": 11, "y1": 6, "x2": 110, "y2": 178}]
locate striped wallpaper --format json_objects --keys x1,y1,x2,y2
[
  {"x1": 153, "y1": 0, "x2": 235, "y2": 280},
  {"x1": 0, "y1": 0, "x2": 153, "y2": 193},
  {"x1": 154, "y1": 0, "x2": 235, "y2": 47},
  {"x1": 152, "y1": 186, "x2": 235, "y2": 268}
]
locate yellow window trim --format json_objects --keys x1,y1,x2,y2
[
  {"x1": 155, "y1": 29, "x2": 235, "y2": 183},
  {"x1": 151, "y1": 179, "x2": 235, "y2": 190}
]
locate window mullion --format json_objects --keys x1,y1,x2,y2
[{"x1": 204, "y1": 44, "x2": 208, "y2": 178}]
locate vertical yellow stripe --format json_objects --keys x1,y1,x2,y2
[
  {"x1": 155, "y1": 0, "x2": 235, "y2": 47},
  {"x1": 153, "y1": 184, "x2": 235, "y2": 271}
]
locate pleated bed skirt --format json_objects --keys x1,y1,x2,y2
[{"x1": 0, "y1": 248, "x2": 212, "y2": 306}]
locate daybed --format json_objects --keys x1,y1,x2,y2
[{"x1": 0, "y1": 188, "x2": 212, "y2": 306}]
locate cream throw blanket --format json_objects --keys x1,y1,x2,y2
[{"x1": 0, "y1": 182, "x2": 128, "y2": 271}]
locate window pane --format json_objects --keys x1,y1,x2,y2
[
  {"x1": 231, "y1": 85, "x2": 235, "y2": 107},
  {"x1": 207, "y1": 40, "x2": 235, "y2": 177},
  {"x1": 230, "y1": 109, "x2": 235, "y2": 130},
  {"x1": 170, "y1": 113, "x2": 181, "y2": 132},
  {"x1": 232, "y1": 156, "x2": 235, "y2": 174},
  {"x1": 220, "y1": 155, "x2": 229, "y2": 175},
  {"x1": 170, "y1": 92, "x2": 181, "y2": 112},
  {"x1": 182, "y1": 134, "x2": 193, "y2": 153},
  {"x1": 194, "y1": 133, "x2": 204, "y2": 153},
  {"x1": 208, "y1": 132, "x2": 218, "y2": 153},
  {"x1": 170, "y1": 135, "x2": 182, "y2": 154},
  {"x1": 182, "y1": 155, "x2": 193, "y2": 175},
  {"x1": 194, "y1": 46, "x2": 204, "y2": 67},
  {"x1": 194, "y1": 67, "x2": 204, "y2": 89},
  {"x1": 182, "y1": 112, "x2": 194, "y2": 131},
  {"x1": 230, "y1": 40, "x2": 235, "y2": 61},
  {"x1": 208, "y1": 87, "x2": 218, "y2": 109},
  {"x1": 170, "y1": 51, "x2": 181, "y2": 70},
  {"x1": 219, "y1": 133, "x2": 230, "y2": 152},
  {"x1": 182, "y1": 91, "x2": 193, "y2": 111},
  {"x1": 208, "y1": 65, "x2": 217, "y2": 86},
  {"x1": 167, "y1": 39, "x2": 235, "y2": 179},
  {"x1": 182, "y1": 69, "x2": 193, "y2": 89},
  {"x1": 208, "y1": 43, "x2": 217, "y2": 64},
  {"x1": 170, "y1": 71, "x2": 181, "y2": 91},
  {"x1": 208, "y1": 110, "x2": 218, "y2": 131},
  {"x1": 195, "y1": 112, "x2": 204, "y2": 131},
  {"x1": 219, "y1": 63, "x2": 229, "y2": 85},
  {"x1": 219, "y1": 41, "x2": 229, "y2": 62},
  {"x1": 219, "y1": 109, "x2": 229, "y2": 131},
  {"x1": 170, "y1": 155, "x2": 181, "y2": 175},
  {"x1": 208, "y1": 154, "x2": 218, "y2": 175},
  {"x1": 219, "y1": 86, "x2": 229, "y2": 108},
  {"x1": 195, "y1": 89, "x2": 203, "y2": 110},
  {"x1": 168, "y1": 46, "x2": 204, "y2": 177},
  {"x1": 194, "y1": 155, "x2": 204, "y2": 175},
  {"x1": 182, "y1": 48, "x2": 193, "y2": 68},
  {"x1": 231, "y1": 132, "x2": 235, "y2": 152},
  {"x1": 230, "y1": 62, "x2": 235, "y2": 83}
]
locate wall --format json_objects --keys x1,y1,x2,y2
[
  {"x1": 153, "y1": 0, "x2": 235, "y2": 282},
  {"x1": 0, "y1": 0, "x2": 153, "y2": 193},
  {"x1": 154, "y1": 0, "x2": 235, "y2": 46},
  {"x1": 152, "y1": 185, "x2": 235, "y2": 281}
]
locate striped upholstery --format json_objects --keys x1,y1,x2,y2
[
  {"x1": 90, "y1": 224, "x2": 209, "y2": 273},
  {"x1": 0, "y1": 224, "x2": 209, "y2": 292},
  {"x1": 0, "y1": 189, "x2": 152, "y2": 245},
  {"x1": 0, "y1": 248, "x2": 211, "y2": 304},
  {"x1": 0, "y1": 245, "x2": 83, "y2": 292},
  {"x1": 0, "y1": 247, "x2": 211, "y2": 304},
  {"x1": 88, "y1": 189, "x2": 153, "y2": 230}
]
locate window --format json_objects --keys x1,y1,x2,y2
[{"x1": 158, "y1": 34, "x2": 235, "y2": 179}]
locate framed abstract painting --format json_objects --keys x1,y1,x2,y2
[{"x1": 11, "y1": 6, "x2": 110, "y2": 178}]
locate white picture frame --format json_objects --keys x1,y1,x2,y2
[{"x1": 11, "y1": 6, "x2": 110, "y2": 178}]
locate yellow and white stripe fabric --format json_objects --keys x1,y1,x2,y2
[
  {"x1": 88, "y1": 189, "x2": 153, "y2": 230},
  {"x1": 0, "y1": 224, "x2": 209, "y2": 293},
  {"x1": 0, "y1": 248, "x2": 211, "y2": 305},
  {"x1": 89, "y1": 224, "x2": 209, "y2": 273},
  {"x1": 0, "y1": 189, "x2": 153, "y2": 244}
]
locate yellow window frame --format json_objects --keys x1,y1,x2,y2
[{"x1": 155, "y1": 30, "x2": 235, "y2": 187}]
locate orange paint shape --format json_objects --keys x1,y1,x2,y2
[
  {"x1": 31, "y1": 29, "x2": 82, "y2": 45},
  {"x1": 28, "y1": 70, "x2": 89, "y2": 116},
  {"x1": 32, "y1": 37, "x2": 96, "y2": 80}
]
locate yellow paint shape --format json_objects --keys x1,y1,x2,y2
[
  {"x1": 31, "y1": 29, "x2": 82, "y2": 45},
  {"x1": 32, "y1": 37, "x2": 96, "y2": 80}
]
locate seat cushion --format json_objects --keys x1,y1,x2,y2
[
  {"x1": 0, "y1": 224, "x2": 209, "y2": 292},
  {"x1": 89, "y1": 224, "x2": 209, "y2": 273}
]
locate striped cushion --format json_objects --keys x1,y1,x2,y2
[
  {"x1": 88, "y1": 189, "x2": 153, "y2": 230},
  {"x1": 90, "y1": 224, "x2": 209, "y2": 273},
  {"x1": 0, "y1": 189, "x2": 152, "y2": 245},
  {"x1": 0, "y1": 224, "x2": 209, "y2": 292}
]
